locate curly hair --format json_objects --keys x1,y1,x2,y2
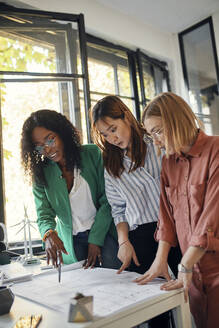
[{"x1": 21, "y1": 109, "x2": 82, "y2": 186}]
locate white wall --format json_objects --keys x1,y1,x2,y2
[
  {"x1": 168, "y1": 35, "x2": 189, "y2": 100},
  {"x1": 18, "y1": 0, "x2": 172, "y2": 55}
]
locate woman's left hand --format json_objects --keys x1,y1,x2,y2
[
  {"x1": 160, "y1": 271, "x2": 193, "y2": 302},
  {"x1": 83, "y1": 243, "x2": 102, "y2": 269}
]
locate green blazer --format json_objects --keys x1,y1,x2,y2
[{"x1": 33, "y1": 144, "x2": 117, "y2": 264}]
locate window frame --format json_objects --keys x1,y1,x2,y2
[{"x1": 178, "y1": 16, "x2": 219, "y2": 96}]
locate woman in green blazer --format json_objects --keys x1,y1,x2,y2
[{"x1": 21, "y1": 110, "x2": 119, "y2": 268}]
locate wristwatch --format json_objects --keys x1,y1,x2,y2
[{"x1": 178, "y1": 263, "x2": 193, "y2": 273}]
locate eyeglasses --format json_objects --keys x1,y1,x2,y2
[
  {"x1": 150, "y1": 127, "x2": 164, "y2": 139},
  {"x1": 35, "y1": 136, "x2": 56, "y2": 155}
]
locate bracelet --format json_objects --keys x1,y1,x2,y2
[
  {"x1": 42, "y1": 229, "x2": 57, "y2": 242},
  {"x1": 119, "y1": 240, "x2": 129, "y2": 248},
  {"x1": 178, "y1": 263, "x2": 193, "y2": 273}
]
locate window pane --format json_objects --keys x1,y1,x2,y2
[
  {"x1": 88, "y1": 58, "x2": 115, "y2": 94},
  {"x1": 0, "y1": 34, "x2": 56, "y2": 74},
  {"x1": 0, "y1": 15, "x2": 81, "y2": 75},
  {"x1": 142, "y1": 60, "x2": 155, "y2": 99},
  {"x1": 87, "y1": 42, "x2": 133, "y2": 105},
  {"x1": 182, "y1": 21, "x2": 219, "y2": 135},
  {"x1": 154, "y1": 67, "x2": 168, "y2": 94},
  {"x1": 117, "y1": 65, "x2": 131, "y2": 97}
]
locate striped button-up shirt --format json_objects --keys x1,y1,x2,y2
[{"x1": 104, "y1": 141, "x2": 163, "y2": 231}]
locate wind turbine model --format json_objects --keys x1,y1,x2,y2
[{"x1": 11, "y1": 205, "x2": 40, "y2": 266}]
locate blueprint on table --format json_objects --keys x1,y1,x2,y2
[{"x1": 11, "y1": 268, "x2": 168, "y2": 317}]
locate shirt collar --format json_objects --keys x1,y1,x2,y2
[{"x1": 174, "y1": 130, "x2": 208, "y2": 161}]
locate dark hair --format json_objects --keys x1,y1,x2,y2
[
  {"x1": 90, "y1": 95, "x2": 146, "y2": 178},
  {"x1": 21, "y1": 109, "x2": 81, "y2": 186}
]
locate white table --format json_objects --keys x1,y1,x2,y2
[
  {"x1": 0, "y1": 262, "x2": 191, "y2": 328},
  {"x1": 1, "y1": 289, "x2": 191, "y2": 328}
]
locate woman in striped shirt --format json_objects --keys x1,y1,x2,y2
[{"x1": 91, "y1": 95, "x2": 181, "y2": 328}]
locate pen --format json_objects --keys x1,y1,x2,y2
[
  {"x1": 57, "y1": 256, "x2": 61, "y2": 283},
  {"x1": 98, "y1": 255, "x2": 102, "y2": 267},
  {"x1": 0, "y1": 271, "x2": 3, "y2": 285}
]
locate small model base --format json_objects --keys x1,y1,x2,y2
[{"x1": 18, "y1": 255, "x2": 41, "y2": 266}]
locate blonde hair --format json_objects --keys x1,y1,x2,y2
[{"x1": 142, "y1": 92, "x2": 203, "y2": 157}]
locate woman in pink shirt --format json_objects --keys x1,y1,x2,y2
[{"x1": 137, "y1": 92, "x2": 219, "y2": 328}]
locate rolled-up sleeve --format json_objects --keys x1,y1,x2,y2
[
  {"x1": 155, "y1": 170, "x2": 178, "y2": 247},
  {"x1": 104, "y1": 171, "x2": 127, "y2": 226}
]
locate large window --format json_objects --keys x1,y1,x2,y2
[
  {"x1": 0, "y1": 4, "x2": 170, "y2": 245},
  {"x1": 179, "y1": 17, "x2": 219, "y2": 135},
  {"x1": 0, "y1": 5, "x2": 90, "y2": 243}
]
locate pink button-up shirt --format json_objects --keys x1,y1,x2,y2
[{"x1": 155, "y1": 130, "x2": 219, "y2": 255}]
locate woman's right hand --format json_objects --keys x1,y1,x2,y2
[
  {"x1": 117, "y1": 240, "x2": 140, "y2": 274},
  {"x1": 134, "y1": 258, "x2": 171, "y2": 284},
  {"x1": 45, "y1": 232, "x2": 68, "y2": 267}
]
